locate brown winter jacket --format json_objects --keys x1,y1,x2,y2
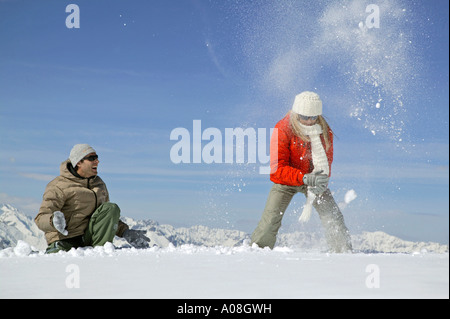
[{"x1": 35, "y1": 160, "x2": 128, "y2": 245}]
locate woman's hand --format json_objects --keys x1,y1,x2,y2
[{"x1": 303, "y1": 170, "x2": 329, "y2": 195}]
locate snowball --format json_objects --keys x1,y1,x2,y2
[
  {"x1": 344, "y1": 189, "x2": 358, "y2": 204},
  {"x1": 104, "y1": 242, "x2": 116, "y2": 254},
  {"x1": 14, "y1": 240, "x2": 32, "y2": 257}
]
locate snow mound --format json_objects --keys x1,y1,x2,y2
[
  {"x1": 0, "y1": 204, "x2": 448, "y2": 257},
  {"x1": 13, "y1": 240, "x2": 32, "y2": 257}
]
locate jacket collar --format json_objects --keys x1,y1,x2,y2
[{"x1": 60, "y1": 159, "x2": 97, "y2": 184}]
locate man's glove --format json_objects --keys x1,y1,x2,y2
[
  {"x1": 303, "y1": 170, "x2": 329, "y2": 195},
  {"x1": 123, "y1": 229, "x2": 151, "y2": 249},
  {"x1": 52, "y1": 211, "x2": 68, "y2": 236}
]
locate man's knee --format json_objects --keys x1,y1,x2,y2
[
  {"x1": 95, "y1": 202, "x2": 120, "y2": 218},
  {"x1": 100, "y1": 202, "x2": 120, "y2": 212}
]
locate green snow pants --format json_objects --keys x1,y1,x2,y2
[
  {"x1": 45, "y1": 202, "x2": 121, "y2": 254},
  {"x1": 251, "y1": 184, "x2": 352, "y2": 253}
]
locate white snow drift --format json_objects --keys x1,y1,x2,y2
[{"x1": 0, "y1": 204, "x2": 448, "y2": 299}]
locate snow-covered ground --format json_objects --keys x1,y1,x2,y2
[
  {"x1": 1, "y1": 204, "x2": 448, "y2": 299},
  {"x1": 0, "y1": 241, "x2": 448, "y2": 299}
]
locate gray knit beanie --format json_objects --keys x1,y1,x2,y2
[{"x1": 69, "y1": 144, "x2": 96, "y2": 166}]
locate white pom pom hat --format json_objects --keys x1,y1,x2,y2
[{"x1": 291, "y1": 91, "x2": 323, "y2": 116}]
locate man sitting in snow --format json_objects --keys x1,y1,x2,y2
[{"x1": 35, "y1": 144, "x2": 150, "y2": 253}]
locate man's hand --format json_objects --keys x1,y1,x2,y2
[
  {"x1": 52, "y1": 211, "x2": 68, "y2": 236},
  {"x1": 123, "y1": 229, "x2": 151, "y2": 249}
]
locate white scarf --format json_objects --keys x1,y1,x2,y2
[{"x1": 298, "y1": 123, "x2": 329, "y2": 223}]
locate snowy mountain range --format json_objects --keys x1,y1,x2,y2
[
  {"x1": 1, "y1": 204, "x2": 448, "y2": 253},
  {"x1": 0, "y1": 204, "x2": 47, "y2": 250}
]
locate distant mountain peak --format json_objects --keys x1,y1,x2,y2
[
  {"x1": 0, "y1": 204, "x2": 448, "y2": 254},
  {"x1": 0, "y1": 204, "x2": 47, "y2": 250}
]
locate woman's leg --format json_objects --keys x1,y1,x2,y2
[
  {"x1": 251, "y1": 184, "x2": 298, "y2": 249},
  {"x1": 313, "y1": 189, "x2": 352, "y2": 253}
]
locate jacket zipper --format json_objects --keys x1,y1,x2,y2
[{"x1": 87, "y1": 177, "x2": 98, "y2": 211}]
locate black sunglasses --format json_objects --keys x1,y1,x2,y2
[
  {"x1": 82, "y1": 154, "x2": 98, "y2": 161},
  {"x1": 298, "y1": 114, "x2": 319, "y2": 121}
]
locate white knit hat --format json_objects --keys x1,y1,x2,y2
[
  {"x1": 291, "y1": 91, "x2": 323, "y2": 116},
  {"x1": 69, "y1": 144, "x2": 96, "y2": 166}
]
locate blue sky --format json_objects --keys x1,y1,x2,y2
[{"x1": 0, "y1": 0, "x2": 448, "y2": 244}]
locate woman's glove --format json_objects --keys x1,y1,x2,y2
[
  {"x1": 52, "y1": 211, "x2": 68, "y2": 236},
  {"x1": 123, "y1": 229, "x2": 151, "y2": 249},
  {"x1": 303, "y1": 170, "x2": 329, "y2": 195}
]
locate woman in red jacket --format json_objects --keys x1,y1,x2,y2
[{"x1": 251, "y1": 92, "x2": 352, "y2": 253}]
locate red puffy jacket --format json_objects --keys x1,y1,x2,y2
[{"x1": 269, "y1": 113, "x2": 333, "y2": 186}]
